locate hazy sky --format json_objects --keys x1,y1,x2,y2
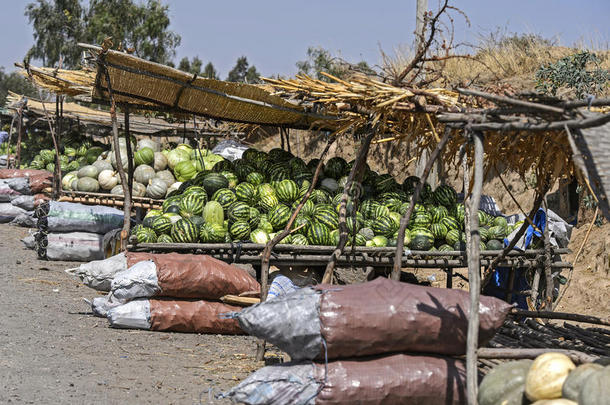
[{"x1": 1, "y1": 1, "x2": 608, "y2": 77}]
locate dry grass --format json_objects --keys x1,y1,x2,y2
[{"x1": 382, "y1": 33, "x2": 610, "y2": 94}]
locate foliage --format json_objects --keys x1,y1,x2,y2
[
  {"x1": 296, "y1": 46, "x2": 375, "y2": 82},
  {"x1": 25, "y1": 0, "x2": 85, "y2": 68},
  {"x1": 535, "y1": 51, "x2": 609, "y2": 98},
  {"x1": 0, "y1": 68, "x2": 39, "y2": 105},
  {"x1": 178, "y1": 56, "x2": 203, "y2": 75},
  {"x1": 25, "y1": 0, "x2": 181, "y2": 67},
  {"x1": 226, "y1": 56, "x2": 261, "y2": 83},
  {"x1": 202, "y1": 62, "x2": 219, "y2": 80}
]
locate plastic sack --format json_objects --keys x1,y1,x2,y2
[
  {"x1": 110, "y1": 252, "x2": 260, "y2": 300},
  {"x1": 0, "y1": 179, "x2": 22, "y2": 202},
  {"x1": 37, "y1": 201, "x2": 124, "y2": 234},
  {"x1": 222, "y1": 353, "x2": 468, "y2": 405},
  {"x1": 42, "y1": 231, "x2": 105, "y2": 261},
  {"x1": 231, "y1": 277, "x2": 511, "y2": 361},
  {"x1": 212, "y1": 139, "x2": 248, "y2": 161},
  {"x1": 10, "y1": 212, "x2": 36, "y2": 227},
  {"x1": 27, "y1": 172, "x2": 53, "y2": 194},
  {"x1": 0, "y1": 202, "x2": 26, "y2": 223},
  {"x1": 21, "y1": 233, "x2": 36, "y2": 249},
  {"x1": 0, "y1": 168, "x2": 50, "y2": 179},
  {"x1": 11, "y1": 195, "x2": 35, "y2": 211},
  {"x1": 107, "y1": 298, "x2": 244, "y2": 334},
  {"x1": 66, "y1": 252, "x2": 130, "y2": 291}
]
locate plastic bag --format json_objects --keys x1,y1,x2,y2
[
  {"x1": 0, "y1": 179, "x2": 22, "y2": 202},
  {"x1": 230, "y1": 277, "x2": 511, "y2": 361},
  {"x1": 222, "y1": 353, "x2": 469, "y2": 405},
  {"x1": 38, "y1": 201, "x2": 124, "y2": 234},
  {"x1": 10, "y1": 212, "x2": 36, "y2": 227},
  {"x1": 0, "y1": 202, "x2": 26, "y2": 223},
  {"x1": 0, "y1": 168, "x2": 50, "y2": 179},
  {"x1": 42, "y1": 231, "x2": 105, "y2": 261},
  {"x1": 107, "y1": 298, "x2": 244, "y2": 334},
  {"x1": 66, "y1": 252, "x2": 129, "y2": 291},
  {"x1": 11, "y1": 195, "x2": 35, "y2": 211},
  {"x1": 212, "y1": 139, "x2": 248, "y2": 161}
]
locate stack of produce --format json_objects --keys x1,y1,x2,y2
[
  {"x1": 133, "y1": 147, "x2": 517, "y2": 251},
  {"x1": 222, "y1": 278, "x2": 512, "y2": 404},
  {"x1": 60, "y1": 138, "x2": 225, "y2": 199},
  {"x1": 71, "y1": 252, "x2": 259, "y2": 335},
  {"x1": 478, "y1": 353, "x2": 609, "y2": 405}
]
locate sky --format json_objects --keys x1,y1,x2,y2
[{"x1": 1, "y1": 0, "x2": 608, "y2": 78}]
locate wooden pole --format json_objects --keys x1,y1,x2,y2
[
  {"x1": 15, "y1": 110, "x2": 23, "y2": 168},
  {"x1": 476, "y1": 348, "x2": 598, "y2": 364},
  {"x1": 322, "y1": 128, "x2": 376, "y2": 284},
  {"x1": 510, "y1": 309, "x2": 610, "y2": 326},
  {"x1": 102, "y1": 64, "x2": 132, "y2": 250},
  {"x1": 391, "y1": 127, "x2": 451, "y2": 280},
  {"x1": 543, "y1": 199, "x2": 553, "y2": 309},
  {"x1": 124, "y1": 107, "x2": 134, "y2": 199},
  {"x1": 466, "y1": 130, "x2": 484, "y2": 405}
]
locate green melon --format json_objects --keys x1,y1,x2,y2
[
  {"x1": 268, "y1": 204, "x2": 291, "y2": 231},
  {"x1": 170, "y1": 218, "x2": 198, "y2": 243},
  {"x1": 307, "y1": 222, "x2": 331, "y2": 245},
  {"x1": 230, "y1": 220, "x2": 251, "y2": 240}
]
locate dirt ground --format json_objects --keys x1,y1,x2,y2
[{"x1": 0, "y1": 224, "x2": 263, "y2": 405}]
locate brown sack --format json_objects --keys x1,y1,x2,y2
[
  {"x1": 314, "y1": 353, "x2": 468, "y2": 405},
  {"x1": 318, "y1": 277, "x2": 511, "y2": 358},
  {"x1": 33, "y1": 193, "x2": 50, "y2": 207},
  {"x1": 28, "y1": 173, "x2": 53, "y2": 193},
  {"x1": 149, "y1": 299, "x2": 244, "y2": 334},
  {"x1": 0, "y1": 169, "x2": 50, "y2": 179},
  {"x1": 126, "y1": 252, "x2": 260, "y2": 299}
]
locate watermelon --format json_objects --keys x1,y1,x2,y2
[
  {"x1": 371, "y1": 235, "x2": 388, "y2": 247},
  {"x1": 430, "y1": 223, "x2": 448, "y2": 240},
  {"x1": 290, "y1": 234, "x2": 309, "y2": 245},
  {"x1": 477, "y1": 210, "x2": 491, "y2": 226},
  {"x1": 409, "y1": 229, "x2": 434, "y2": 250},
  {"x1": 307, "y1": 222, "x2": 331, "y2": 246},
  {"x1": 329, "y1": 229, "x2": 340, "y2": 245},
  {"x1": 157, "y1": 234, "x2": 173, "y2": 243},
  {"x1": 275, "y1": 179, "x2": 299, "y2": 203},
  {"x1": 487, "y1": 225, "x2": 507, "y2": 240},
  {"x1": 235, "y1": 182, "x2": 257, "y2": 205},
  {"x1": 433, "y1": 184, "x2": 458, "y2": 207},
  {"x1": 219, "y1": 171, "x2": 239, "y2": 189},
  {"x1": 445, "y1": 228, "x2": 462, "y2": 246},
  {"x1": 170, "y1": 218, "x2": 198, "y2": 243},
  {"x1": 202, "y1": 173, "x2": 229, "y2": 196},
  {"x1": 313, "y1": 207, "x2": 339, "y2": 230},
  {"x1": 359, "y1": 200, "x2": 379, "y2": 219},
  {"x1": 178, "y1": 193, "x2": 205, "y2": 218},
  {"x1": 268, "y1": 204, "x2": 291, "y2": 231},
  {"x1": 410, "y1": 211, "x2": 431, "y2": 229},
  {"x1": 134, "y1": 147, "x2": 154, "y2": 166},
  {"x1": 136, "y1": 227, "x2": 157, "y2": 243},
  {"x1": 211, "y1": 159, "x2": 233, "y2": 173},
  {"x1": 250, "y1": 229, "x2": 270, "y2": 244},
  {"x1": 212, "y1": 188, "x2": 237, "y2": 210},
  {"x1": 358, "y1": 227, "x2": 375, "y2": 240},
  {"x1": 492, "y1": 216, "x2": 508, "y2": 229},
  {"x1": 486, "y1": 239, "x2": 504, "y2": 250},
  {"x1": 372, "y1": 215, "x2": 398, "y2": 237},
  {"x1": 324, "y1": 157, "x2": 347, "y2": 179},
  {"x1": 230, "y1": 221, "x2": 251, "y2": 240},
  {"x1": 292, "y1": 199, "x2": 315, "y2": 218},
  {"x1": 151, "y1": 215, "x2": 172, "y2": 235},
  {"x1": 479, "y1": 227, "x2": 491, "y2": 243},
  {"x1": 294, "y1": 214, "x2": 311, "y2": 235},
  {"x1": 203, "y1": 201, "x2": 224, "y2": 226},
  {"x1": 258, "y1": 217, "x2": 274, "y2": 234},
  {"x1": 453, "y1": 203, "x2": 465, "y2": 224},
  {"x1": 431, "y1": 206, "x2": 449, "y2": 223},
  {"x1": 441, "y1": 216, "x2": 460, "y2": 231},
  {"x1": 248, "y1": 207, "x2": 261, "y2": 229},
  {"x1": 200, "y1": 223, "x2": 226, "y2": 243},
  {"x1": 246, "y1": 172, "x2": 264, "y2": 186},
  {"x1": 258, "y1": 193, "x2": 279, "y2": 213},
  {"x1": 174, "y1": 160, "x2": 198, "y2": 182},
  {"x1": 402, "y1": 175, "x2": 420, "y2": 194},
  {"x1": 228, "y1": 202, "x2": 251, "y2": 223}
]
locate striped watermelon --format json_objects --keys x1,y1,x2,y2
[
  {"x1": 359, "y1": 200, "x2": 379, "y2": 219},
  {"x1": 288, "y1": 157, "x2": 307, "y2": 174},
  {"x1": 431, "y1": 206, "x2": 449, "y2": 223},
  {"x1": 178, "y1": 193, "x2": 205, "y2": 218},
  {"x1": 486, "y1": 239, "x2": 504, "y2": 250},
  {"x1": 170, "y1": 219, "x2": 199, "y2": 243},
  {"x1": 233, "y1": 161, "x2": 257, "y2": 181},
  {"x1": 329, "y1": 229, "x2": 340, "y2": 245},
  {"x1": 219, "y1": 171, "x2": 239, "y2": 189},
  {"x1": 290, "y1": 234, "x2": 309, "y2": 245},
  {"x1": 492, "y1": 216, "x2": 508, "y2": 229},
  {"x1": 157, "y1": 234, "x2": 173, "y2": 243},
  {"x1": 346, "y1": 215, "x2": 363, "y2": 234},
  {"x1": 487, "y1": 225, "x2": 507, "y2": 240},
  {"x1": 268, "y1": 204, "x2": 291, "y2": 231},
  {"x1": 441, "y1": 216, "x2": 460, "y2": 231},
  {"x1": 235, "y1": 182, "x2": 257, "y2": 205},
  {"x1": 151, "y1": 216, "x2": 172, "y2": 235},
  {"x1": 229, "y1": 220, "x2": 251, "y2": 240},
  {"x1": 324, "y1": 157, "x2": 347, "y2": 179},
  {"x1": 373, "y1": 204, "x2": 390, "y2": 218},
  {"x1": 313, "y1": 206, "x2": 339, "y2": 230},
  {"x1": 184, "y1": 186, "x2": 207, "y2": 197},
  {"x1": 258, "y1": 193, "x2": 279, "y2": 213},
  {"x1": 409, "y1": 229, "x2": 434, "y2": 250},
  {"x1": 211, "y1": 160, "x2": 233, "y2": 173},
  {"x1": 453, "y1": 203, "x2": 465, "y2": 224},
  {"x1": 293, "y1": 170, "x2": 313, "y2": 186},
  {"x1": 418, "y1": 182, "x2": 434, "y2": 204},
  {"x1": 228, "y1": 201, "x2": 251, "y2": 222},
  {"x1": 275, "y1": 179, "x2": 299, "y2": 203},
  {"x1": 202, "y1": 173, "x2": 229, "y2": 195},
  {"x1": 162, "y1": 195, "x2": 181, "y2": 212},
  {"x1": 258, "y1": 216, "x2": 274, "y2": 234},
  {"x1": 445, "y1": 228, "x2": 462, "y2": 246},
  {"x1": 292, "y1": 199, "x2": 316, "y2": 217},
  {"x1": 478, "y1": 210, "x2": 491, "y2": 226},
  {"x1": 372, "y1": 215, "x2": 398, "y2": 237},
  {"x1": 307, "y1": 222, "x2": 331, "y2": 245},
  {"x1": 297, "y1": 180, "x2": 311, "y2": 200},
  {"x1": 136, "y1": 227, "x2": 157, "y2": 243},
  {"x1": 294, "y1": 214, "x2": 311, "y2": 235},
  {"x1": 433, "y1": 184, "x2": 458, "y2": 207},
  {"x1": 248, "y1": 207, "x2": 261, "y2": 229},
  {"x1": 479, "y1": 227, "x2": 491, "y2": 243},
  {"x1": 212, "y1": 188, "x2": 237, "y2": 210},
  {"x1": 241, "y1": 148, "x2": 260, "y2": 162},
  {"x1": 375, "y1": 174, "x2": 399, "y2": 193},
  {"x1": 430, "y1": 223, "x2": 448, "y2": 240},
  {"x1": 410, "y1": 211, "x2": 431, "y2": 229},
  {"x1": 268, "y1": 148, "x2": 293, "y2": 162},
  {"x1": 402, "y1": 175, "x2": 421, "y2": 194},
  {"x1": 246, "y1": 172, "x2": 264, "y2": 186}
]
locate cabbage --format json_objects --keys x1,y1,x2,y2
[{"x1": 167, "y1": 148, "x2": 190, "y2": 170}]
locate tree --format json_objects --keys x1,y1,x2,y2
[
  {"x1": 25, "y1": 0, "x2": 85, "y2": 68},
  {"x1": 202, "y1": 62, "x2": 219, "y2": 80},
  {"x1": 85, "y1": 0, "x2": 181, "y2": 64},
  {"x1": 245, "y1": 66, "x2": 261, "y2": 84},
  {"x1": 296, "y1": 46, "x2": 375, "y2": 82},
  {"x1": 226, "y1": 56, "x2": 249, "y2": 82},
  {"x1": 25, "y1": 0, "x2": 181, "y2": 67},
  {"x1": 0, "y1": 68, "x2": 39, "y2": 105},
  {"x1": 177, "y1": 56, "x2": 203, "y2": 75}
]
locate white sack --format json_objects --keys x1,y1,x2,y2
[
  {"x1": 45, "y1": 232, "x2": 105, "y2": 261},
  {"x1": 107, "y1": 299, "x2": 151, "y2": 330}
]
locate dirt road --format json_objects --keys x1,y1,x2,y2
[{"x1": 0, "y1": 224, "x2": 261, "y2": 404}]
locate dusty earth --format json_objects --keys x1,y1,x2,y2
[{"x1": 0, "y1": 224, "x2": 263, "y2": 405}]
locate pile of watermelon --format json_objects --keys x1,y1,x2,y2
[{"x1": 132, "y1": 147, "x2": 518, "y2": 250}]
